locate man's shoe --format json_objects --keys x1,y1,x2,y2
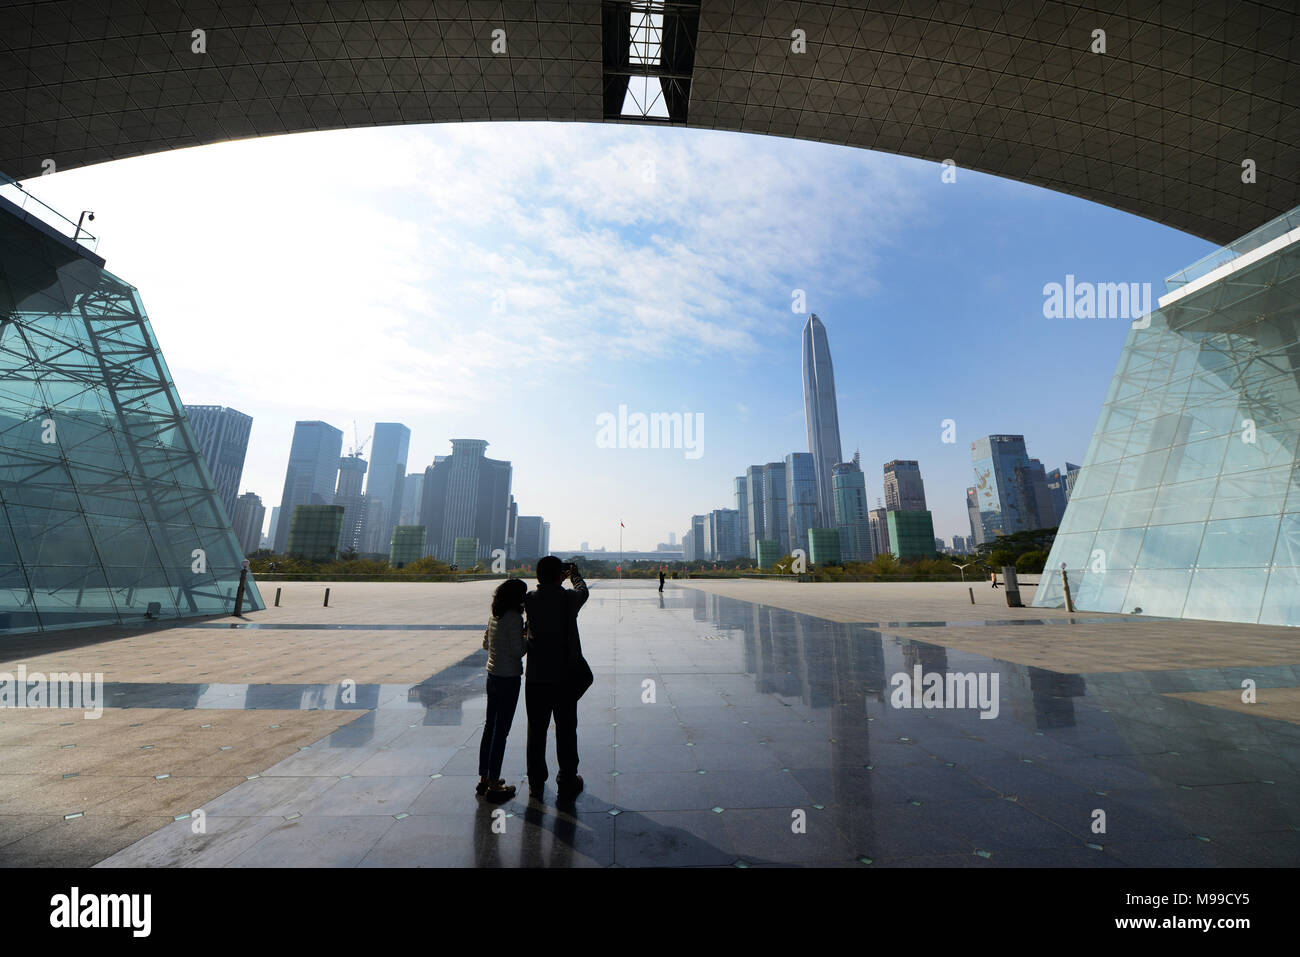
[
  {"x1": 556, "y1": 775, "x2": 584, "y2": 800},
  {"x1": 528, "y1": 783, "x2": 545, "y2": 802}
]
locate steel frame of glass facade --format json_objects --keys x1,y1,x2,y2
[
  {"x1": 1034, "y1": 208, "x2": 1300, "y2": 626},
  {"x1": 0, "y1": 196, "x2": 263, "y2": 634}
]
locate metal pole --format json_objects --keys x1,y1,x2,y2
[
  {"x1": 324, "y1": 587, "x2": 330, "y2": 607},
  {"x1": 969, "y1": 586, "x2": 974, "y2": 604},
  {"x1": 274, "y1": 587, "x2": 281, "y2": 607},
  {"x1": 1060, "y1": 563, "x2": 1075, "y2": 613}
]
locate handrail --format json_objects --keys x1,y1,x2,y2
[{"x1": 0, "y1": 171, "x2": 98, "y2": 251}]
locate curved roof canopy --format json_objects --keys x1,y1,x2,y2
[{"x1": 1, "y1": 0, "x2": 1296, "y2": 244}]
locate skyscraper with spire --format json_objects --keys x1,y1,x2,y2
[{"x1": 802, "y1": 313, "x2": 844, "y2": 526}]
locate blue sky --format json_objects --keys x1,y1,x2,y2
[{"x1": 27, "y1": 122, "x2": 1215, "y2": 550}]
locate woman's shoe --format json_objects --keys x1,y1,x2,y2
[{"x1": 475, "y1": 777, "x2": 505, "y2": 796}]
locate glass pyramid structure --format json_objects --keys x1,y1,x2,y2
[
  {"x1": 1034, "y1": 207, "x2": 1300, "y2": 626},
  {"x1": 0, "y1": 189, "x2": 263, "y2": 635}
]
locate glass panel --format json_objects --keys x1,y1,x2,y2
[
  {"x1": 1124, "y1": 569, "x2": 1192, "y2": 617},
  {"x1": 1135, "y1": 522, "x2": 1205, "y2": 569},
  {"x1": 1196, "y1": 515, "x2": 1280, "y2": 567},
  {"x1": 1259, "y1": 566, "x2": 1300, "y2": 626},
  {"x1": 1182, "y1": 568, "x2": 1268, "y2": 623}
]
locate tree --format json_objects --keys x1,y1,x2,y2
[{"x1": 1016, "y1": 550, "x2": 1048, "y2": 573}]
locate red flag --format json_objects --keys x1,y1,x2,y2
[{"x1": 620, "y1": 522, "x2": 625, "y2": 528}]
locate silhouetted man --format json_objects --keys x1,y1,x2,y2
[
  {"x1": 658, "y1": 569, "x2": 665, "y2": 592},
  {"x1": 524, "y1": 556, "x2": 589, "y2": 801}
]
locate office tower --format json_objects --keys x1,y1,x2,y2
[
  {"x1": 417, "y1": 439, "x2": 512, "y2": 561},
  {"x1": 745, "y1": 465, "x2": 766, "y2": 558},
  {"x1": 831, "y1": 453, "x2": 872, "y2": 561},
  {"x1": 231, "y1": 492, "x2": 266, "y2": 555},
  {"x1": 364, "y1": 422, "x2": 410, "y2": 553},
  {"x1": 970, "y1": 435, "x2": 1044, "y2": 541},
  {"x1": 966, "y1": 487, "x2": 983, "y2": 546},
  {"x1": 184, "y1": 405, "x2": 253, "y2": 518},
  {"x1": 733, "y1": 476, "x2": 749, "y2": 557},
  {"x1": 333, "y1": 454, "x2": 369, "y2": 554},
  {"x1": 683, "y1": 529, "x2": 694, "y2": 561},
  {"x1": 581, "y1": 541, "x2": 590, "y2": 551},
  {"x1": 809, "y1": 528, "x2": 841, "y2": 566},
  {"x1": 951, "y1": 534, "x2": 966, "y2": 553},
  {"x1": 785, "y1": 452, "x2": 818, "y2": 555},
  {"x1": 398, "y1": 472, "x2": 425, "y2": 526},
  {"x1": 869, "y1": 506, "x2": 891, "y2": 557},
  {"x1": 267, "y1": 506, "x2": 281, "y2": 549},
  {"x1": 690, "y1": 514, "x2": 710, "y2": 561},
  {"x1": 802, "y1": 313, "x2": 844, "y2": 525},
  {"x1": 935, "y1": 537, "x2": 947, "y2": 553},
  {"x1": 286, "y1": 505, "x2": 345, "y2": 561},
  {"x1": 669, "y1": 531, "x2": 677, "y2": 546},
  {"x1": 507, "y1": 495, "x2": 518, "y2": 559},
  {"x1": 887, "y1": 510, "x2": 937, "y2": 560},
  {"x1": 1013, "y1": 458, "x2": 1058, "y2": 528},
  {"x1": 274, "y1": 420, "x2": 344, "y2": 553},
  {"x1": 1064, "y1": 463, "x2": 1082, "y2": 496},
  {"x1": 755, "y1": 539, "x2": 781, "y2": 569},
  {"x1": 389, "y1": 526, "x2": 426, "y2": 568},
  {"x1": 541, "y1": 522, "x2": 550, "y2": 558},
  {"x1": 882, "y1": 460, "x2": 927, "y2": 511},
  {"x1": 760, "y1": 461, "x2": 789, "y2": 555},
  {"x1": 515, "y1": 515, "x2": 544, "y2": 562},
  {"x1": 709, "y1": 508, "x2": 742, "y2": 560}
]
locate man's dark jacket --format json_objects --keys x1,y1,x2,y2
[{"x1": 524, "y1": 576, "x2": 589, "y2": 684}]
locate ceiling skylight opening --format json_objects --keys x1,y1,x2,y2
[{"x1": 629, "y1": 2, "x2": 665, "y2": 65}]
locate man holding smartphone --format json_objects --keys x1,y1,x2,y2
[{"x1": 523, "y1": 555, "x2": 589, "y2": 801}]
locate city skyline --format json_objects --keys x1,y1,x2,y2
[{"x1": 26, "y1": 123, "x2": 1216, "y2": 551}]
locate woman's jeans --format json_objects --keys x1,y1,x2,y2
[{"x1": 478, "y1": 673, "x2": 522, "y2": 780}]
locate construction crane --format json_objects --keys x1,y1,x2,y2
[{"x1": 347, "y1": 420, "x2": 371, "y2": 459}]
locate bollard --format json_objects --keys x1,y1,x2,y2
[
  {"x1": 324, "y1": 587, "x2": 330, "y2": 607},
  {"x1": 969, "y1": 586, "x2": 975, "y2": 605},
  {"x1": 1002, "y1": 566, "x2": 1023, "y2": 608},
  {"x1": 274, "y1": 587, "x2": 281, "y2": 607},
  {"x1": 1060, "y1": 563, "x2": 1075, "y2": 613}
]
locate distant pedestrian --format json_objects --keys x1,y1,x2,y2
[
  {"x1": 658, "y1": 569, "x2": 665, "y2": 592},
  {"x1": 477, "y1": 578, "x2": 528, "y2": 802},
  {"x1": 991, "y1": 571, "x2": 1001, "y2": 589}
]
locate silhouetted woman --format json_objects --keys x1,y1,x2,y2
[{"x1": 477, "y1": 578, "x2": 528, "y2": 802}]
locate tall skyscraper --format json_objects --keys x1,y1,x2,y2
[
  {"x1": 710, "y1": 508, "x2": 742, "y2": 560},
  {"x1": 785, "y1": 452, "x2": 818, "y2": 555},
  {"x1": 832, "y1": 453, "x2": 872, "y2": 561},
  {"x1": 230, "y1": 492, "x2": 265, "y2": 555},
  {"x1": 745, "y1": 464, "x2": 766, "y2": 559},
  {"x1": 417, "y1": 439, "x2": 512, "y2": 562},
  {"x1": 274, "y1": 421, "x2": 343, "y2": 553},
  {"x1": 690, "y1": 514, "x2": 711, "y2": 561},
  {"x1": 1045, "y1": 461, "x2": 1080, "y2": 525},
  {"x1": 267, "y1": 506, "x2": 281, "y2": 548},
  {"x1": 970, "y1": 435, "x2": 1054, "y2": 540},
  {"x1": 398, "y1": 472, "x2": 425, "y2": 525},
  {"x1": 801, "y1": 313, "x2": 844, "y2": 526},
  {"x1": 333, "y1": 454, "x2": 369, "y2": 554},
  {"x1": 184, "y1": 405, "x2": 253, "y2": 518},
  {"x1": 733, "y1": 476, "x2": 749, "y2": 558},
  {"x1": 882, "y1": 460, "x2": 927, "y2": 511},
  {"x1": 760, "y1": 461, "x2": 789, "y2": 555},
  {"x1": 515, "y1": 515, "x2": 545, "y2": 562},
  {"x1": 364, "y1": 422, "x2": 410, "y2": 553},
  {"x1": 869, "y1": 506, "x2": 891, "y2": 558}
]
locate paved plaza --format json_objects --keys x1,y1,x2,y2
[{"x1": 1, "y1": 578, "x2": 1297, "y2": 867}]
